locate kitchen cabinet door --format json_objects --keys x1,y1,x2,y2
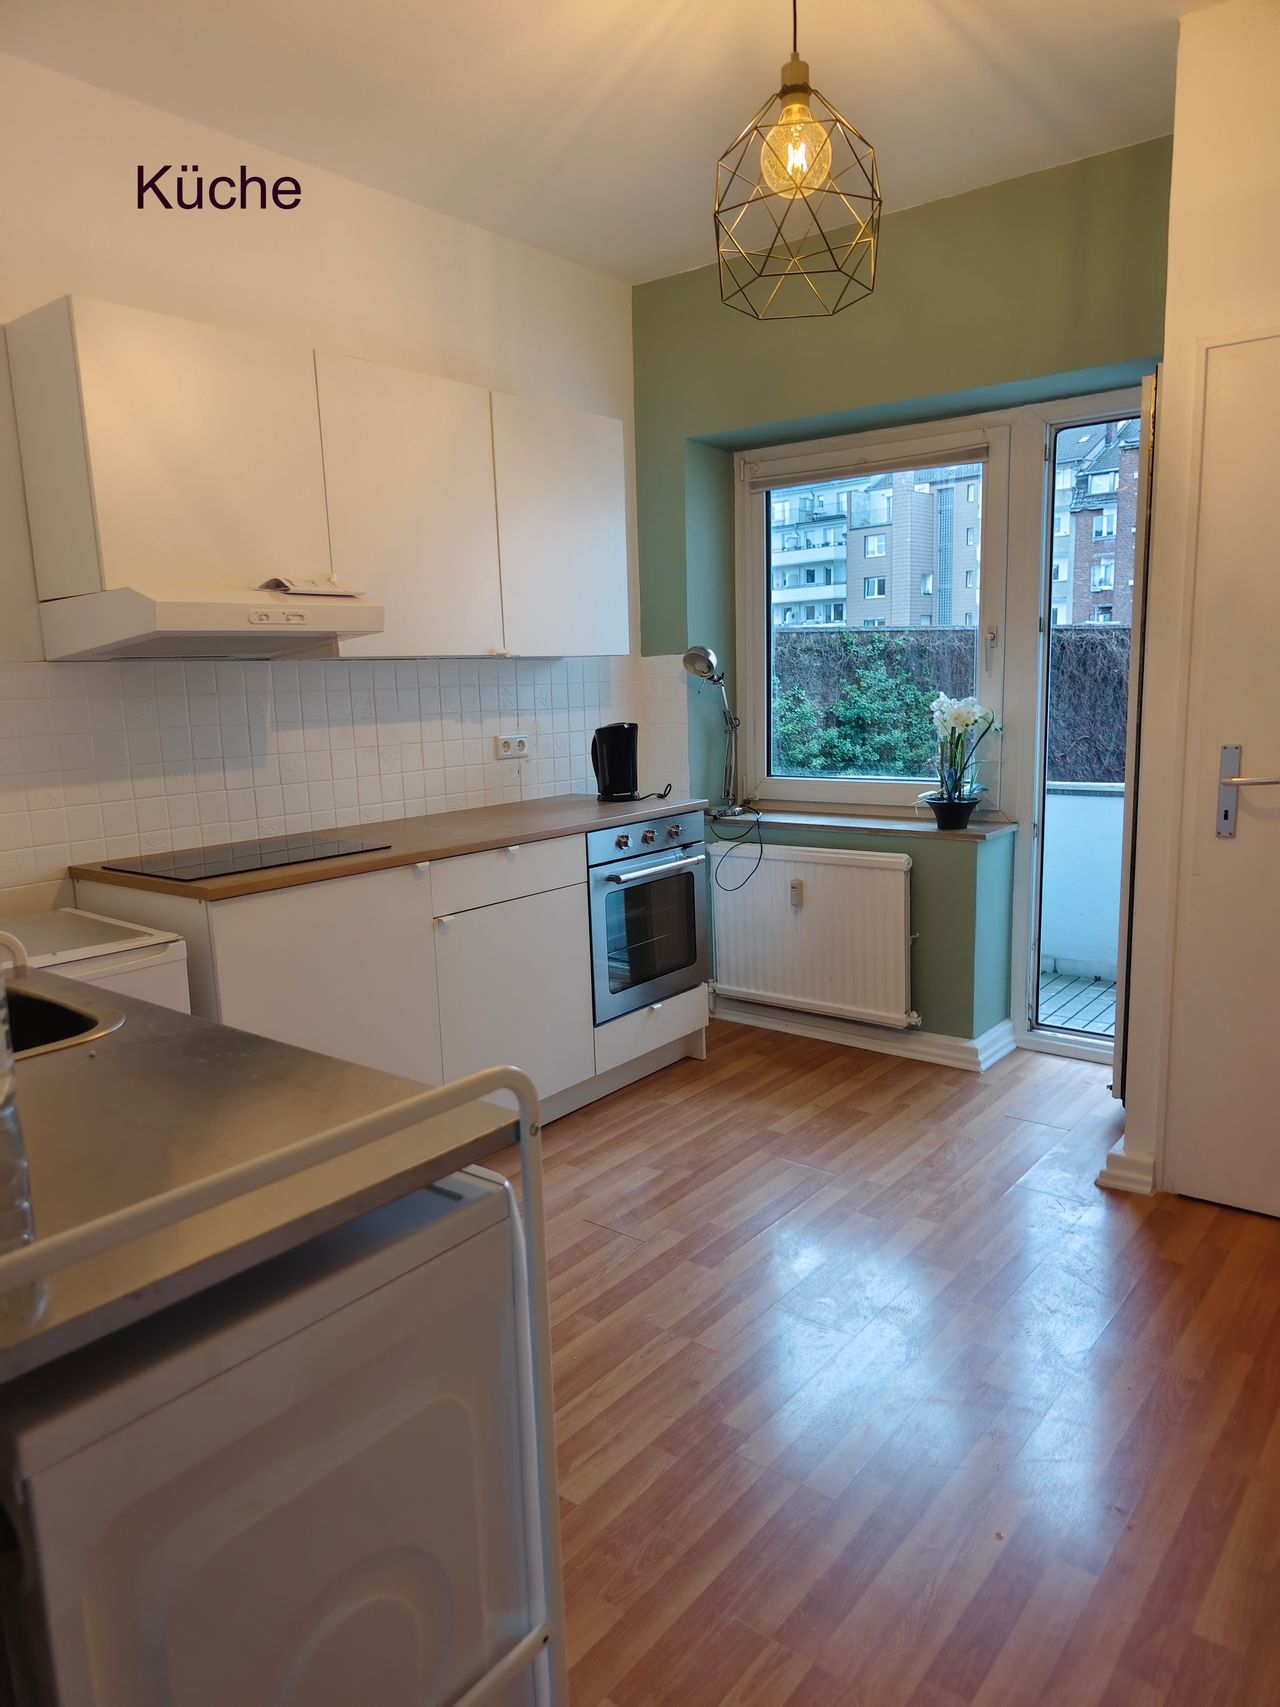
[
  {"x1": 491, "y1": 392, "x2": 630, "y2": 657},
  {"x1": 434, "y1": 885, "x2": 594, "y2": 1099},
  {"x1": 316, "y1": 352, "x2": 505, "y2": 658},
  {"x1": 208, "y1": 866, "x2": 443, "y2": 1085},
  {"x1": 5, "y1": 296, "x2": 332, "y2": 601}
]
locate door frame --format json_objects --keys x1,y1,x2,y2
[{"x1": 1007, "y1": 385, "x2": 1145, "y2": 1063}]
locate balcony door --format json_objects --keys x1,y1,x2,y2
[{"x1": 1032, "y1": 384, "x2": 1155, "y2": 1059}]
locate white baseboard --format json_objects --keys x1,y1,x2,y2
[
  {"x1": 541, "y1": 1033, "x2": 702, "y2": 1123},
  {"x1": 1096, "y1": 1139, "x2": 1157, "y2": 1195},
  {"x1": 711, "y1": 993, "x2": 1017, "y2": 1074}
]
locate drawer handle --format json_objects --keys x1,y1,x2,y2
[
  {"x1": 505, "y1": 845, "x2": 521, "y2": 856},
  {"x1": 650, "y1": 1001, "x2": 663, "y2": 1012},
  {"x1": 435, "y1": 914, "x2": 455, "y2": 927}
]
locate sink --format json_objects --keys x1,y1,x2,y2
[{"x1": 6, "y1": 984, "x2": 126, "y2": 1060}]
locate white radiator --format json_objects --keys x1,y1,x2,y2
[{"x1": 710, "y1": 844, "x2": 916, "y2": 1029}]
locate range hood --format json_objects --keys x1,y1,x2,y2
[{"x1": 38, "y1": 586, "x2": 385, "y2": 662}]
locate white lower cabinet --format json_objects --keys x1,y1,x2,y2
[
  {"x1": 76, "y1": 866, "x2": 443, "y2": 1087},
  {"x1": 434, "y1": 885, "x2": 594, "y2": 1100},
  {"x1": 208, "y1": 868, "x2": 443, "y2": 1085}
]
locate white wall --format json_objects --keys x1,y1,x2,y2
[
  {"x1": 1119, "y1": 0, "x2": 1280, "y2": 1182},
  {"x1": 0, "y1": 653, "x2": 690, "y2": 914},
  {"x1": 0, "y1": 56, "x2": 689, "y2": 915}
]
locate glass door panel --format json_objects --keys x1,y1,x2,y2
[{"x1": 1035, "y1": 414, "x2": 1142, "y2": 1039}]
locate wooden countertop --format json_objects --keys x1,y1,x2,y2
[{"x1": 70, "y1": 794, "x2": 710, "y2": 902}]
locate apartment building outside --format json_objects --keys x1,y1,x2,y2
[
  {"x1": 1050, "y1": 417, "x2": 1141, "y2": 626},
  {"x1": 769, "y1": 465, "x2": 984, "y2": 633}
]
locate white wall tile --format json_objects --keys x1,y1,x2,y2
[{"x1": 0, "y1": 655, "x2": 690, "y2": 912}]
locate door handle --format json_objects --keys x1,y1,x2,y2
[
  {"x1": 606, "y1": 853, "x2": 706, "y2": 884},
  {"x1": 1217, "y1": 745, "x2": 1280, "y2": 839}
]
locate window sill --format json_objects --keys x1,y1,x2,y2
[{"x1": 733, "y1": 805, "x2": 1018, "y2": 842}]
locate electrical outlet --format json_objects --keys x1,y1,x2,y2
[{"x1": 494, "y1": 731, "x2": 534, "y2": 760}]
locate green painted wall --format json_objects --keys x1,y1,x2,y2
[
  {"x1": 633, "y1": 139, "x2": 1172, "y2": 1042},
  {"x1": 634, "y1": 137, "x2": 1172, "y2": 668}
]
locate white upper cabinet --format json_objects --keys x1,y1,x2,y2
[
  {"x1": 491, "y1": 391, "x2": 630, "y2": 657},
  {"x1": 316, "y1": 352, "x2": 505, "y2": 658},
  {"x1": 5, "y1": 297, "x2": 332, "y2": 599}
]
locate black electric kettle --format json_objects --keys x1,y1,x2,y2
[{"x1": 590, "y1": 723, "x2": 639, "y2": 801}]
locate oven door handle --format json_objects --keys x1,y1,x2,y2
[{"x1": 605, "y1": 852, "x2": 706, "y2": 884}]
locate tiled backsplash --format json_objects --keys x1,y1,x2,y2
[{"x1": 0, "y1": 654, "x2": 690, "y2": 913}]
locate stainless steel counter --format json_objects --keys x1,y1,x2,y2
[{"x1": 1, "y1": 969, "x2": 516, "y2": 1381}]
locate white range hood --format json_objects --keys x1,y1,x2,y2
[{"x1": 37, "y1": 585, "x2": 385, "y2": 661}]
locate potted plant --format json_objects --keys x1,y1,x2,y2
[{"x1": 922, "y1": 693, "x2": 998, "y2": 829}]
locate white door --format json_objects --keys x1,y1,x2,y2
[
  {"x1": 1161, "y1": 332, "x2": 1280, "y2": 1213},
  {"x1": 490, "y1": 392, "x2": 630, "y2": 657},
  {"x1": 434, "y1": 886, "x2": 595, "y2": 1099},
  {"x1": 316, "y1": 352, "x2": 505, "y2": 658}
]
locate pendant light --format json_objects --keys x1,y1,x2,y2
[{"x1": 715, "y1": 0, "x2": 881, "y2": 319}]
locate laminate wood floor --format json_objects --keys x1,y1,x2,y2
[{"x1": 493, "y1": 1020, "x2": 1280, "y2": 1706}]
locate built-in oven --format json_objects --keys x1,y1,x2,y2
[{"x1": 586, "y1": 814, "x2": 707, "y2": 1025}]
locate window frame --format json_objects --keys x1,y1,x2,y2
[{"x1": 736, "y1": 415, "x2": 1012, "y2": 812}]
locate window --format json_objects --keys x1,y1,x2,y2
[
  {"x1": 745, "y1": 419, "x2": 1005, "y2": 809},
  {"x1": 1091, "y1": 557, "x2": 1115, "y2": 591},
  {"x1": 1093, "y1": 606, "x2": 1113, "y2": 623},
  {"x1": 1052, "y1": 606, "x2": 1066, "y2": 625},
  {"x1": 804, "y1": 604, "x2": 816, "y2": 621},
  {"x1": 805, "y1": 568, "x2": 817, "y2": 583},
  {"x1": 1054, "y1": 514, "x2": 1070, "y2": 537},
  {"x1": 772, "y1": 499, "x2": 791, "y2": 523},
  {"x1": 1088, "y1": 470, "x2": 1119, "y2": 494},
  {"x1": 1094, "y1": 506, "x2": 1117, "y2": 540},
  {"x1": 1055, "y1": 468, "x2": 1074, "y2": 490},
  {"x1": 1053, "y1": 560, "x2": 1070, "y2": 581}
]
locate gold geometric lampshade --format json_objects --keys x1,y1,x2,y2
[{"x1": 715, "y1": 40, "x2": 881, "y2": 320}]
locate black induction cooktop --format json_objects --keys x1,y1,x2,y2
[{"x1": 101, "y1": 831, "x2": 393, "y2": 883}]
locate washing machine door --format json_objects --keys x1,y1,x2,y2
[{"x1": 15, "y1": 1194, "x2": 536, "y2": 1707}]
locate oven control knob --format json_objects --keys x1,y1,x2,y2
[
  {"x1": 667, "y1": 823, "x2": 682, "y2": 838},
  {"x1": 616, "y1": 833, "x2": 631, "y2": 849},
  {"x1": 642, "y1": 829, "x2": 658, "y2": 844}
]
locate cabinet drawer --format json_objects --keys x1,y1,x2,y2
[
  {"x1": 594, "y1": 984, "x2": 709, "y2": 1076},
  {"x1": 431, "y1": 836, "x2": 585, "y2": 917}
]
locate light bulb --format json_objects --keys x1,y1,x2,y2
[{"x1": 760, "y1": 96, "x2": 832, "y2": 199}]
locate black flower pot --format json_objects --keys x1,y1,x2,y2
[{"x1": 926, "y1": 795, "x2": 979, "y2": 831}]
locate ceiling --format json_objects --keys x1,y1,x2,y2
[{"x1": 2, "y1": 0, "x2": 1217, "y2": 283}]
